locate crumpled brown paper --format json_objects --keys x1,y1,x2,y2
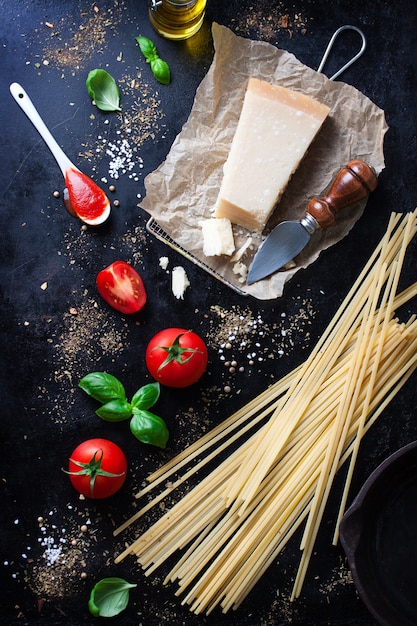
[{"x1": 141, "y1": 23, "x2": 388, "y2": 300}]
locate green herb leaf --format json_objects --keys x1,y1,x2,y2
[
  {"x1": 88, "y1": 577, "x2": 136, "y2": 618},
  {"x1": 79, "y1": 373, "x2": 169, "y2": 446},
  {"x1": 131, "y1": 382, "x2": 160, "y2": 411},
  {"x1": 96, "y1": 399, "x2": 132, "y2": 422},
  {"x1": 79, "y1": 372, "x2": 127, "y2": 403},
  {"x1": 130, "y1": 410, "x2": 169, "y2": 448},
  {"x1": 150, "y1": 58, "x2": 171, "y2": 85},
  {"x1": 135, "y1": 36, "x2": 158, "y2": 61},
  {"x1": 135, "y1": 35, "x2": 171, "y2": 85},
  {"x1": 86, "y1": 69, "x2": 121, "y2": 112}
]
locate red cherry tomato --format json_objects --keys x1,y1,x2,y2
[
  {"x1": 146, "y1": 328, "x2": 208, "y2": 388},
  {"x1": 65, "y1": 167, "x2": 110, "y2": 226},
  {"x1": 96, "y1": 261, "x2": 147, "y2": 314},
  {"x1": 67, "y1": 438, "x2": 127, "y2": 499}
]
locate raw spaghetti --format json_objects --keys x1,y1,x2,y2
[{"x1": 115, "y1": 210, "x2": 417, "y2": 614}]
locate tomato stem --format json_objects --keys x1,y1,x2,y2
[
  {"x1": 152, "y1": 332, "x2": 203, "y2": 372},
  {"x1": 63, "y1": 448, "x2": 125, "y2": 496}
]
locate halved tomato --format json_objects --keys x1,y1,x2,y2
[{"x1": 96, "y1": 261, "x2": 147, "y2": 314}]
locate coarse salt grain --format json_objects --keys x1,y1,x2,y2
[
  {"x1": 105, "y1": 138, "x2": 142, "y2": 180},
  {"x1": 42, "y1": 536, "x2": 63, "y2": 566}
]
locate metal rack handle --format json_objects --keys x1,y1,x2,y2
[{"x1": 318, "y1": 25, "x2": 366, "y2": 81}]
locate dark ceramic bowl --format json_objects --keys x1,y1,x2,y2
[{"x1": 339, "y1": 440, "x2": 417, "y2": 626}]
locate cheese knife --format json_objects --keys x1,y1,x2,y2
[{"x1": 246, "y1": 160, "x2": 378, "y2": 284}]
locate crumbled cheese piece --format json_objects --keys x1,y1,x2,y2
[
  {"x1": 233, "y1": 261, "x2": 248, "y2": 283},
  {"x1": 172, "y1": 266, "x2": 190, "y2": 299},
  {"x1": 200, "y1": 217, "x2": 235, "y2": 257},
  {"x1": 215, "y1": 77, "x2": 330, "y2": 231},
  {"x1": 159, "y1": 256, "x2": 169, "y2": 270}
]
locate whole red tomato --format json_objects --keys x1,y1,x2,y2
[
  {"x1": 146, "y1": 328, "x2": 208, "y2": 388},
  {"x1": 67, "y1": 438, "x2": 127, "y2": 499},
  {"x1": 96, "y1": 260, "x2": 146, "y2": 314}
]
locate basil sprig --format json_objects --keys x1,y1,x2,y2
[
  {"x1": 135, "y1": 36, "x2": 171, "y2": 85},
  {"x1": 86, "y1": 69, "x2": 121, "y2": 112},
  {"x1": 79, "y1": 373, "x2": 169, "y2": 448},
  {"x1": 88, "y1": 577, "x2": 136, "y2": 618}
]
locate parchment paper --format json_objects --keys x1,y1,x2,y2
[{"x1": 141, "y1": 23, "x2": 388, "y2": 300}]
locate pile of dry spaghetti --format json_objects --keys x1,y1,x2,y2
[{"x1": 115, "y1": 210, "x2": 417, "y2": 615}]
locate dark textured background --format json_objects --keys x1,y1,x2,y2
[{"x1": 1, "y1": 0, "x2": 417, "y2": 624}]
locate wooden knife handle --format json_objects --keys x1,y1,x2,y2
[{"x1": 306, "y1": 160, "x2": 378, "y2": 229}]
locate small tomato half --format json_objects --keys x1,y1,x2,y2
[
  {"x1": 146, "y1": 328, "x2": 208, "y2": 388},
  {"x1": 66, "y1": 438, "x2": 127, "y2": 499},
  {"x1": 96, "y1": 260, "x2": 146, "y2": 314}
]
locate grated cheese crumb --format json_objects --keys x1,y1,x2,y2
[
  {"x1": 232, "y1": 261, "x2": 248, "y2": 283},
  {"x1": 159, "y1": 256, "x2": 169, "y2": 270},
  {"x1": 172, "y1": 266, "x2": 190, "y2": 299}
]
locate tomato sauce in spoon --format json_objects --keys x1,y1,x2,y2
[{"x1": 65, "y1": 168, "x2": 111, "y2": 226}]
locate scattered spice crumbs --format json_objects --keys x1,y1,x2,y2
[
  {"x1": 319, "y1": 561, "x2": 354, "y2": 595},
  {"x1": 60, "y1": 299, "x2": 127, "y2": 356},
  {"x1": 231, "y1": 1, "x2": 310, "y2": 41},
  {"x1": 34, "y1": 3, "x2": 125, "y2": 74},
  {"x1": 118, "y1": 73, "x2": 167, "y2": 147},
  {"x1": 204, "y1": 299, "x2": 315, "y2": 394},
  {"x1": 120, "y1": 225, "x2": 150, "y2": 266}
]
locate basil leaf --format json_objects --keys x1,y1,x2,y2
[
  {"x1": 88, "y1": 577, "x2": 136, "y2": 618},
  {"x1": 86, "y1": 69, "x2": 121, "y2": 112},
  {"x1": 131, "y1": 382, "x2": 160, "y2": 411},
  {"x1": 135, "y1": 35, "x2": 171, "y2": 85},
  {"x1": 96, "y1": 399, "x2": 132, "y2": 422},
  {"x1": 79, "y1": 372, "x2": 126, "y2": 403},
  {"x1": 150, "y1": 58, "x2": 171, "y2": 85},
  {"x1": 130, "y1": 410, "x2": 169, "y2": 448},
  {"x1": 135, "y1": 36, "x2": 158, "y2": 61}
]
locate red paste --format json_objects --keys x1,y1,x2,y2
[{"x1": 65, "y1": 168, "x2": 109, "y2": 223}]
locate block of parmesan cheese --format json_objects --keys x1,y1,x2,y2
[{"x1": 214, "y1": 77, "x2": 330, "y2": 232}]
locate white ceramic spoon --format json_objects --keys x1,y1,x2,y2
[{"x1": 10, "y1": 82, "x2": 110, "y2": 226}]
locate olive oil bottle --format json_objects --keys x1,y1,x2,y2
[{"x1": 148, "y1": 0, "x2": 206, "y2": 40}]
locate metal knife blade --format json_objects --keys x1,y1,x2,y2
[
  {"x1": 247, "y1": 217, "x2": 314, "y2": 284},
  {"x1": 246, "y1": 160, "x2": 378, "y2": 285}
]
